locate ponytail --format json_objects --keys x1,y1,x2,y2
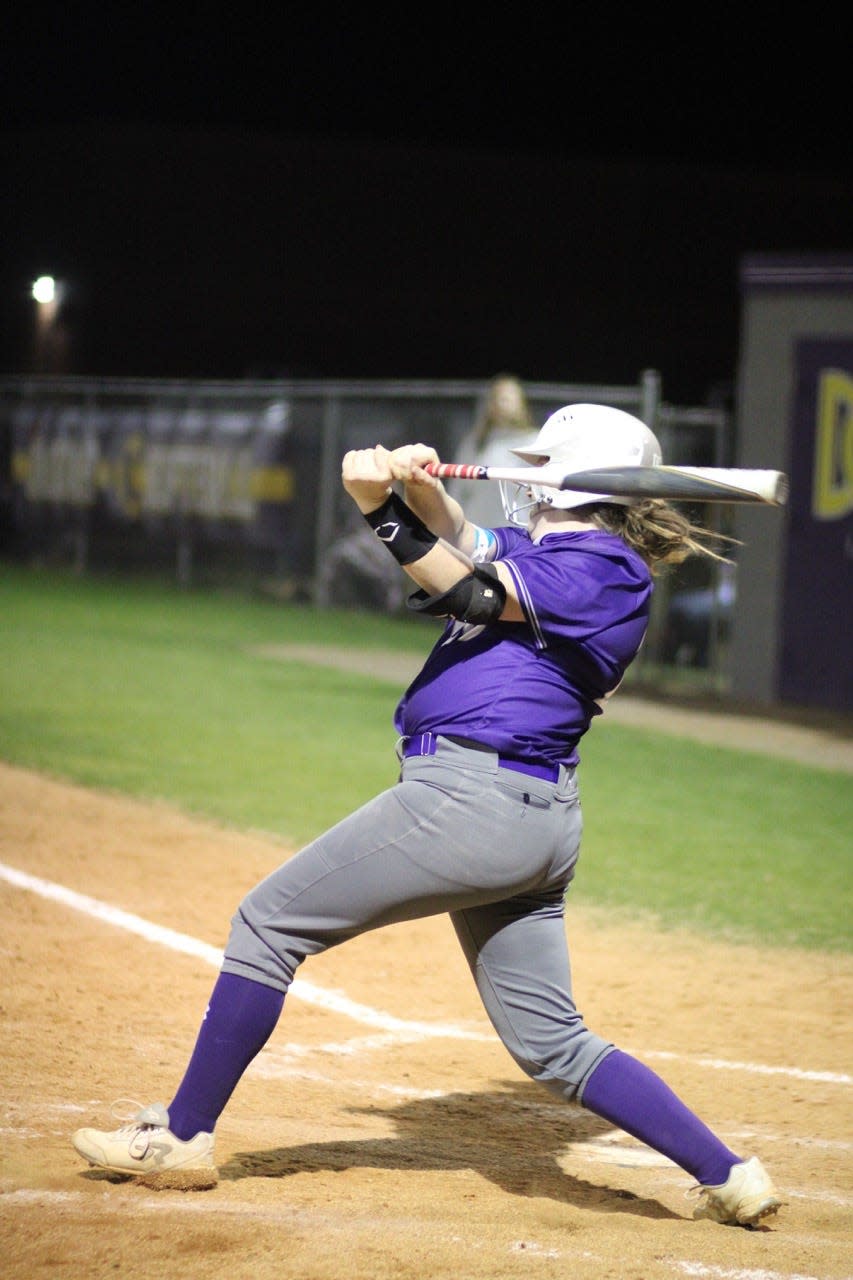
[{"x1": 587, "y1": 500, "x2": 737, "y2": 574}]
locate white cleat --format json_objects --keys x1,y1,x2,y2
[
  {"x1": 72, "y1": 1101, "x2": 217, "y2": 1190},
  {"x1": 691, "y1": 1156, "x2": 782, "y2": 1227}
]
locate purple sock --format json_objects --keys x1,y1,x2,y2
[
  {"x1": 167, "y1": 971, "x2": 285, "y2": 1140},
  {"x1": 582, "y1": 1049, "x2": 740, "y2": 1186}
]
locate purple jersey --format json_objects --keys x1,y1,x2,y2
[{"x1": 394, "y1": 525, "x2": 652, "y2": 767}]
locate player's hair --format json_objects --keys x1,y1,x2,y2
[{"x1": 584, "y1": 499, "x2": 736, "y2": 574}]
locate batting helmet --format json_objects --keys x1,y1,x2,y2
[{"x1": 501, "y1": 403, "x2": 663, "y2": 524}]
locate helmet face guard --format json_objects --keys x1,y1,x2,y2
[
  {"x1": 501, "y1": 403, "x2": 663, "y2": 526},
  {"x1": 500, "y1": 478, "x2": 546, "y2": 527}
]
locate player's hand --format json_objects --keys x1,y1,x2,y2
[
  {"x1": 341, "y1": 445, "x2": 397, "y2": 512},
  {"x1": 387, "y1": 444, "x2": 441, "y2": 487}
]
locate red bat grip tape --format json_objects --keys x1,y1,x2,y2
[{"x1": 424, "y1": 463, "x2": 487, "y2": 480}]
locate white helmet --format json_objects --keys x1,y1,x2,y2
[{"x1": 501, "y1": 402, "x2": 663, "y2": 526}]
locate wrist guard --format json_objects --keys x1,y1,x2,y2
[
  {"x1": 407, "y1": 563, "x2": 506, "y2": 624},
  {"x1": 363, "y1": 492, "x2": 439, "y2": 565}
]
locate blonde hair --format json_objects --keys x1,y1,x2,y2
[
  {"x1": 472, "y1": 374, "x2": 535, "y2": 450},
  {"x1": 586, "y1": 500, "x2": 737, "y2": 574}
]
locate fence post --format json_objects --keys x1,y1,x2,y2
[
  {"x1": 635, "y1": 370, "x2": 667, "y2": 674},
  {"x1": 312, "y1": 392, "x2": 343, "y2": 606},
  {"x1": 640, "y1": 368, "x2": 661, "y2": 427}
]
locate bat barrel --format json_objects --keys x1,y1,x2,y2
[
  {"x1": 650, "y1": 467, "x2": 789, "y2": 504},
  {"x1": 555, "y1": 467, "x2": 790, "y2": 504}
]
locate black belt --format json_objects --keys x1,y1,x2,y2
[{"x1": 401, "y1": 732, "x2": 561, "y2": 783}]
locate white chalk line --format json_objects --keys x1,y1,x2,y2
[
  {"x1": 563, "y1": 1137, "x2": 852, "y2": 1206},
  {"x1": 724, "y1": 1129, "x2": 851, "y2": 1153},
  {"x1": 672, "y1": 1266, "x2": 823, "y2": 1280},
  {"x1": 510, "y1": 1239, "x2": 560, "y2": 1257},
  {"x1": 640, "y1": 1049, "x2": 850, "y2": 1087},
  {"x1": 0, "y1": 862, "x2": 490, "y2": 1043},
  {"x1": 0, "y1": 1191, "x2": 840, "y2": 1280},
  {"x1": 2, "y1": 861, "x2": 850, "y2": 1090},
  {"x1": 0, "y1": 1186, "x2": 312, "y2": 1226}
]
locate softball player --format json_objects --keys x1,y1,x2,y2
[{"x1": 73, "y1": 404, "x2": 781, "y2": 1227}]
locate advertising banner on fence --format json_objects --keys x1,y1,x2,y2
[{"x1": 6, "y1": 394, "x2": 304, "y2": 560}]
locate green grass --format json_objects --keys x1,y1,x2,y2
[
  {"x1": 0, "y1": 564, "x2": 432, "y2": 837},
  {"x1": 1, "y1": 563, "x2": 850, "y2": 952},
  {"x1": 574, "y1": 728, "x2": 851, "y2": 950}
]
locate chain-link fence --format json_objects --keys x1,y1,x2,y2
[{"x1": 0, "y1": 372, "x2": 731, "y2": 679}]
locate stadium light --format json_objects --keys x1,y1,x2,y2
[{"x1": 32, "y1": 275, "x2": 57, "y2": 305}]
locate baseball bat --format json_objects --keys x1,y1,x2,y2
[{"x1": 423, "y1": 462, "x2": 789, "y2": 505}]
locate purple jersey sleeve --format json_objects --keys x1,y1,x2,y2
[{"x1": 394, "y1": 526, "x2": 652, "y2": 767}]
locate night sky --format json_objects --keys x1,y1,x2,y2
[{"x1": 2, "y1": 14, "x2": 850, "y2": 406}]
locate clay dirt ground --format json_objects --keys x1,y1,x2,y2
[{"x1": 1, "y1": 702, "x2": 851, "y2": 1280}]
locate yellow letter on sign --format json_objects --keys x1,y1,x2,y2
[{"x1": 813, "y1": 369, "x2": 853, "y2": 520}]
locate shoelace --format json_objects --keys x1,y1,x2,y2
[
  {"x1": 106, "y1": 1100, "x2": 172, "y2": 1160},
  {"x1": 109, "y1": 1099, "x2": 170, "y2": 1133},
  {"x1": 110, "y1": 1098, "x2": 167, "y2": 1121}
]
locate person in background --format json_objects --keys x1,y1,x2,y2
[{"x1": 445, "y1": 374, "x2": 536, "y2": 528}]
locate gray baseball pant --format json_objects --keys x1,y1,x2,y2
[{"x1": 221, "y1": 735, "x2": 613, "y2": 1101}]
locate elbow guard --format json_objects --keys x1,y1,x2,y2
[{"x1": 406, "y1": 563, "x2": 506, "y2": 624}]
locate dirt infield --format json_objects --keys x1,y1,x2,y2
[{"x1": 1, "y1": 751, "x2": 851, "y2": 1280}]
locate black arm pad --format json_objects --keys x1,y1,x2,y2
[
  {"x1": 406, "y1": 563, "x2": 507, "y2": 624},
  {"x1": 363, "y1": 491, "x2": 439, "y2": 565}
]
